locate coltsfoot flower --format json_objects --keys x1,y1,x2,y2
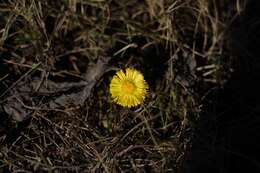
[{"x1": 110, "y1": 68, "x2": 148, "y2": 108}]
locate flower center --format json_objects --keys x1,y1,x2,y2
[{"x1": 121, "y1": 81, "x2": 136, "y2": 94}]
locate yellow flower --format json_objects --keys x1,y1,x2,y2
[{"x1": 110, "y1": 68, "x2": 148, "y2": 108}]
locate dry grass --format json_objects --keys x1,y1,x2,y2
[{"x1": 0, "y1": 0, "x2": 246, "y2": 172}]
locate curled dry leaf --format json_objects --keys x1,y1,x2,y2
[{"x1": 2, "y1": 56, "x2": 111, "y2": 121}]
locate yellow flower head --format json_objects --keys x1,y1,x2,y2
[{"x1": 110, "y1": 68, "x2": 148, "y2": 108}]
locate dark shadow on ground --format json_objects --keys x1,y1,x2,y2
[{"x1": 185, "y1": 1, "x2": 260, "y2": 172}]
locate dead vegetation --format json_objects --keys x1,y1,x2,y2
[{"x1": 0, "y1": 0, "x2": 247, "y2": 172}]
